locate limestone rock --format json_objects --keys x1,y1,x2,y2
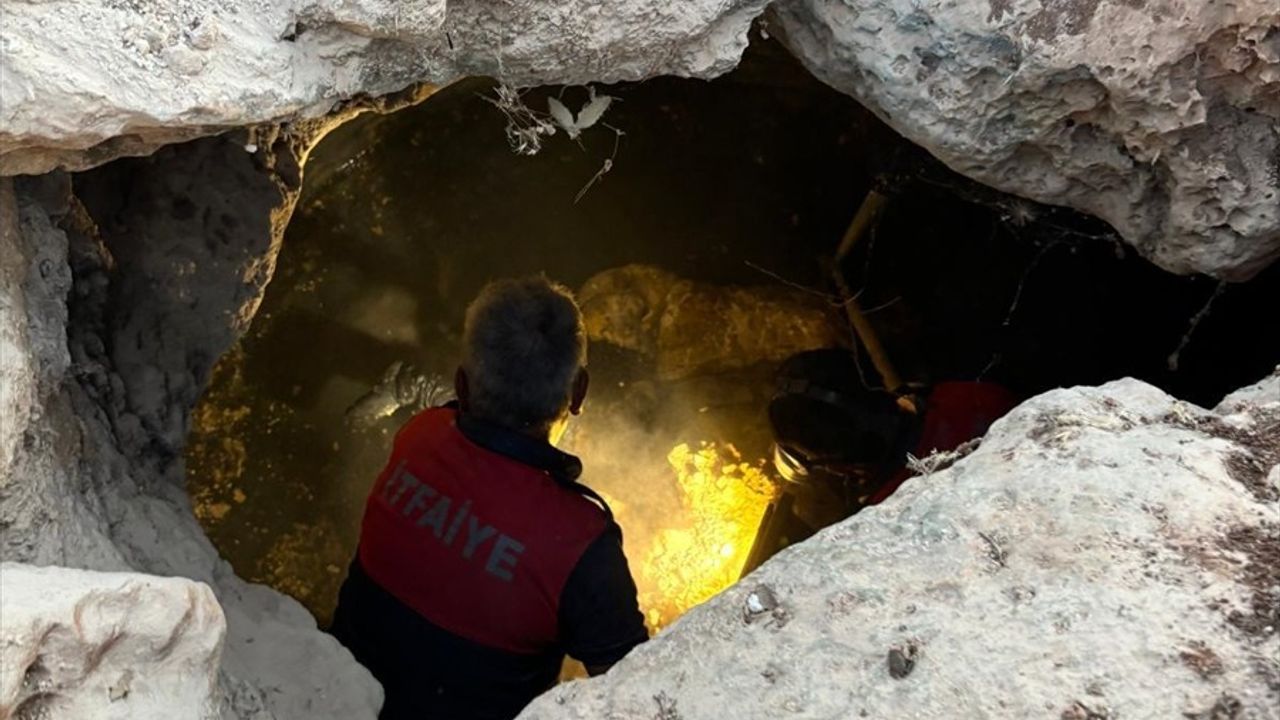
[
  {"x1": 772, "y1": 0, "x2": 1280, "y2": 280},
  {"x1": 2, "y1": 0, "x2": 1276, "y2": 279},
  {"x1": 0, "y1": 0, "x2": 771, "y2": 175},
  {"x1": 1218, "y1": 366, "x2": 1280, "y2": 414},
  {"x1": 577, "y1": 264, "x2": 843, "y2": 380},
  {"x1": 519, "y1": 373, "x2": 1280, "y2": 719},
  {"x1": 0, "y1": 563, "x2": 224, "y2": 720},
  {"x1": 0, "y1": 138, "x2": 382, "y2": 719}
]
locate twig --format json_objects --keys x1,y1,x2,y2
[
  {"x1": 977, "y1": 531, "x2": 1007, "y2": 568},
  {"x1": 834, "y1": 190, "x2": 903, "y2": 392},
  {"x1": 479, "y1": 83, "x2": 555, "y2": 156},
  {"x1": 1167, "y1": 281, "x2": 1228, "y2": 372},
  {"x1": 573, "y1": 159, "x2": 612, "y2": 203},
  {"x1": 849, "y1": 332, "x2": 880, "y2": 391},
  {"x1": 977, "y1": 352, "x2": 1003, "y2": 382},
  {"x1": 861, "y1": 296, "x2": 902, "y2": 315},
  {"x1": 972, "y1": 238, "x2": 1063, "y2": 379},
  {"x1": 654, "y1": 692, "x2": 681, "y2": 720},
  {"x1": 1001, "y1": 239, "x2": 1064, "y2": 329},
  {"x1": 573, "y1": 122, "x2": 625, "y2": 203},
  {"x1": 743, "y1": 261, "x2": 842, "y2": 303}
]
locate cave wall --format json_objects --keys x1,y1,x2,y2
[
  {"x1": 2, "y1": 0, "x2": 1276, "y2": 280},
  {"x1": 1, "y1": 563, "x2": 227, "y2": 719},
  {"x1": 0, "y1": 133, "x2": 381, "y2": 718},
  {"x1": 771, "y1": 0, "x2": 1280, "y2": 281},
  {"x1": 0, "y1": 1, "x2": 1276, "y2": 716},
  {"x1": 0, "y1": 0, "x2": 771, "y2": 175}
]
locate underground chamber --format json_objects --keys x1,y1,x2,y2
[{"x1": 161, "y1": 39, "x2": 1280, "y2": 641}]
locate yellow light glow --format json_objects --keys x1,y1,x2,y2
[{"x1": 639, "y1": 442, "x2": 777, "y2": 630}]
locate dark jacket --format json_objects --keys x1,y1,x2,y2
[{"x1": 331, "y1": 407, "x2": 647, "y2": 720}]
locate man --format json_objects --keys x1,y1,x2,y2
[
  {"x1": 744, "y1": 349, "x2": 1016, "y2": 571},
  {"x1": 331, "y1": 277, "x2": 648, "y2": 720}
]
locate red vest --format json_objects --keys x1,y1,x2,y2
[
  {"x1": 357, "y1": 408, "x2": 607, "y2": 654},
  {"x1": 867, "y1": 381, "x2": 1017, "y2": 505}
]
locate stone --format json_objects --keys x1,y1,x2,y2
[
  {"x1": 0, "y1": 0, "x2": 772, "y2": 175},
  {"x1": 517, "y1": 372, "x2": 1280, "y2": 719},
  {"x1": 0, "y1": 563, "x2": 225, "y2": 720},
  {"x1": 2, "y1": 0, "x2": 1275, "y2": 278},
  {"x1": 577, "y1": 264, "x2": 843, "y2": 381},
  {"x1": 0, "y1": 136, "x2": 382, "y2": 719},
  {"x1": 771, "y1": 0, "x2": 1280, "y2": 280}
]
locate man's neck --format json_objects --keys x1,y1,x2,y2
[{"x1": 463, "y1": 409, "x2": 553, "y2": 443}]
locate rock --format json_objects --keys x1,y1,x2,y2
[
  {"x1": 0, "y1": 563, "x2": 224, "y2": 720},
  {"x1": 578, "y1": 264, "x2": 843, "y2": 380},
  {"x1": 886, "y1": 643, "x2": 918, "y2": 680},
  {"x1": 1217, "y1": 366, "x2": 1280, "y2": 414},
  {"x1": 0, "y1": 137, "x2": 382, "y2": 719},
  {"x1": 517, "y1": 373, "x2": 1280, "y2": 719},
  {"x1": 3, "y1": 0, "x2": 1277, "y2": 279},
  {"x1": 3, "y1": 0, "x2": 1275, "y2": 279},
  {"x1": 772, "y1": 0, "x2": 1280, "y2": 280},
  {"x1": 578, "y1": 265, "x2": 681, "y2": 358},
  {"x1": 0, "y1": 0, "x2": 771, "y2": 175}
]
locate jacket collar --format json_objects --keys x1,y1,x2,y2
[{"x1": 453, "y1": 407, "x2": 584, "y2": 484}]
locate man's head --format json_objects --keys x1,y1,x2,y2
[{"x1": 456, "y1": 276, "x2": 589, "y2": 441}]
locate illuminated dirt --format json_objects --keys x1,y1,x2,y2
[{"x1": 638, "y1": 443, "x2": 776, "y2": 629}]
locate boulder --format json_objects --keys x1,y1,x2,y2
[
  {"x1": 577, "y1": 264, "x2": 843, "y2": 381},
  {"x1": 772, "y1": 0, "x2": 1280, "y2": 280},
  {"x1": 0, "y1": 137, "x2": 382, "y2": 718},
  {"x1": 2, "y1": 0, "x2": 1275, "y2": 278},
  {"x1": 0, "y1": 563, "x2": 224, "y2": 720},
  {"x1": 0, "y1": 0, "x2": 771, "y2": 175},
  {"x1": 518, "y1": 371, "x2": 1280, "y2": 719}
]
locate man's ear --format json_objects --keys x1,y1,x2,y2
[
  {"x1": 454, "y1": 367, "x2": 470, "y2": 410},
  {"x1": 569, "y1": 368, "x2": 589, "y2": 415}
]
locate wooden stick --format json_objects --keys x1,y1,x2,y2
[
  {"x1": 835, "y1": 190, "x2": 888, "y2": 263},
  {"x1": 832, "y1": 189, "x2": 903, "y2": 393}
]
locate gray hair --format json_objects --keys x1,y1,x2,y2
[{"x1": 462, "y1": 276, "x2": 588, "y2": 430}]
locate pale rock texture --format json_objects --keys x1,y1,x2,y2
[
  {"x1": 578, "y1": 264, "x2": 843, "y2": 380},
  {"x1": 772, "y1": 0, "x2": 1280, "y2": 280},
  {"x1": 0, "y1": 563, "x2": 224, "y2": 720},
  {"x1": 519, "y1": 372, "x2": 1280, "y2": 720},
  {"x1": 0, "y1": 0, "x2": 770, "y2": 175},
  {"x1": 3, "y1": 0, "x2": 1276, "y2": 278},
  {"x1": 0, "y1": 131, "x2": 382, "y2": 718}
]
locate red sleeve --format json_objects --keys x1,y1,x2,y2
[
  {"x1": 915, "y1": 382, "x2": 1017, "y2": 456},
  {"x1": 867, "y1": 382, "x2": 1016, "y2": 506}
]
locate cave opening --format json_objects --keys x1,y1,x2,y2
[{"x1": 176, "y1": 35, "x2": 1280, "y2": 639}]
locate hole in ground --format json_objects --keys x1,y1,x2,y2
[{"x1": 178, "y1": 35, "x2": 1280, "y2": 640}]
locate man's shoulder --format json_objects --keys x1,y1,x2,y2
[{"x1": 533, "y1": 479, "x2": 613, "y2": 539}]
